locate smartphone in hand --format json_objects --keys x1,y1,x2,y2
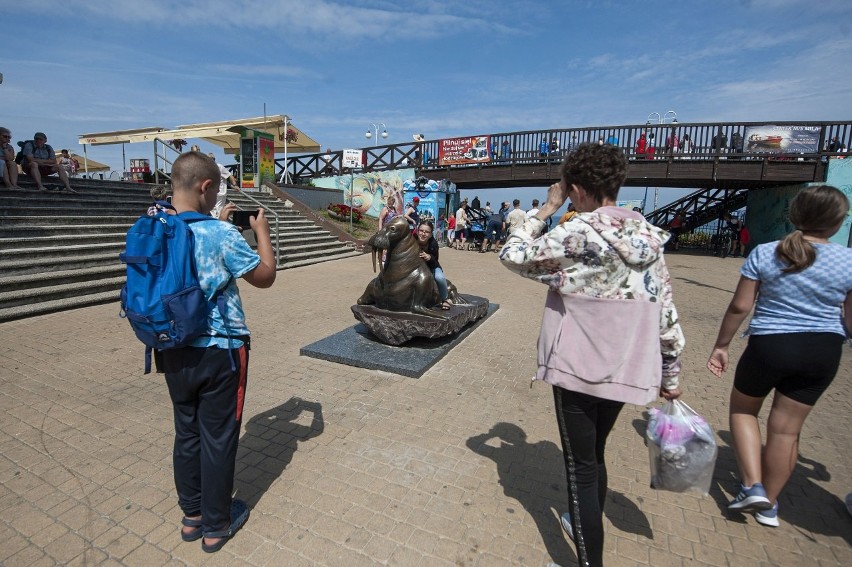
[{"x1": 231, "y1": 210, "x2": 257, "y2": 229}]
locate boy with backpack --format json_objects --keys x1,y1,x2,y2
[{"x1": 149, "y1": 151, "x2": 275, "y2": 552}]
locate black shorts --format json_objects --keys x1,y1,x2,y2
[{"x1": 733, "y1": 332, "x2": 845, "y2": 406}]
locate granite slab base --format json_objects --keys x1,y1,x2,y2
[{"x1": 300, "y1": 302, "x2": 499, "y2": 378}]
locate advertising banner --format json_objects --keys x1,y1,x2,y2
[
  {"x1": 438, "y1": 135, "x2": 491, "y2": 165},
  {"x1": 258, "y1": 136, "x2": 275, "y2": 184},
  {"x1": 342, "y1": 149, "x2": 363, "y2": 169},
  {"x1": 743, "y1": 125, "x2": 821, "y2": 154}
]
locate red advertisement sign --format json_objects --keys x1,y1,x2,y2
[{"x1": 438, "y1": 135, "x2": 491, "y2": 165}]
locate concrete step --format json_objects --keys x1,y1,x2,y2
[
  {"x1": 0, "y1": 276, "x2": 125, "y2": 309},
  {"x1": 0, "y1": 265, "x2": 126, "y2": 292},
  {"x1": 0, "y1": 290, "x2": 120, "y2": 324},
  {"x1": 1, "y1": 241, "x2": 124, "y2": 260},
  {"x1": 0, "y1": 232, "x2": 127, "y2": 250},
  {"x1": 1, "y1": 251, "x2": 121, "y2": 276},
  {"x1": 0, "y1": 216, "x2": 139, "y2": 227},
  {"x1": 0, "y1": 223, "x2": 135, "y2": 238},
  {"x1": 281, "y1": 249, "x2": 363, "y2": 269}
]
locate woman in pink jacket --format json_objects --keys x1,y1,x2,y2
[{"x1": 500, "y1": 143, "x2": 685, "y2": 567}]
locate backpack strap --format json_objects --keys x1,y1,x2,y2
[{"x1": 181, "y1": 211, "x2": 239, "y2": 372}]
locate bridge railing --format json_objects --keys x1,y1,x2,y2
[{"x1": 275, "y1": 120, "x2": 852, "y2": 182}]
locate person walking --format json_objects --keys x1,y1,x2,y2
[
  {"x1": 454, "y1": 200, "x2": 468, "y2": 249},
  {"x1": 707, "y1": 185, "x2": 852, "y2": 528},
  {"x1": 500, "y1": 143, "x2": 685, "y2": 567}
]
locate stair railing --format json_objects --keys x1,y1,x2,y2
[
  {"x1": 232, "y1": 187, "x2": 282, "y2": 268},
  {"x1": 153, "y1": 138, "x2": 182, "y2": 184}
]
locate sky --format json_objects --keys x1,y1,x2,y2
[{"x1": 3, "y1": 0, "x2": 852, "y2": 211}]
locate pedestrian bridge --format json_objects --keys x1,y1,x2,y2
[{"x1": 281, "y1": 120, "x2": 850, "y2": 190}]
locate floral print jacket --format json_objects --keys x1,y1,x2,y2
[{"x1": 500, "y1": 207, "x2": 685, "y2": 403}]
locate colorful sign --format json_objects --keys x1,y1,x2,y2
[
  {"x1": 258, "y1": 135, "x2": 275, "y2": 185},
  {"x1": 342, "y1": 149, "x2": 363, "y2": 169},
  {"x1": 438, "y1": 135, "x2": 491, "y2": 165},
  {"x1": 742, "y1": 125, "x2": 820, "y2": 154}
]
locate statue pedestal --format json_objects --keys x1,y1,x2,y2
[
  {"x1": 351, "y1": 295, "x2": 489, "y2": 345},
  {"x1": 300, "y1": 300, "x2": 499, "y2": 378}
]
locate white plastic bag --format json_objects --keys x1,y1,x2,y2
[{"x1": 646, "y1": 399, "x2": 717, "y2": 495}]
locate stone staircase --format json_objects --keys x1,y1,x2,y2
[{"x1": 0, "y1": 179, "x2": 362, "y2": 323}]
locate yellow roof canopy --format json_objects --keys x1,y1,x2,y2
[
  {"x1": 78, "y1": 115, "x2": 320, "y2": 154},
  {"x1": 61, "y1": 153, "x2": 111, "y2": 172}
]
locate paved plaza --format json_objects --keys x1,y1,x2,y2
[{"x1": 0, "y1": 248, "x2": 849, "y2": 566}]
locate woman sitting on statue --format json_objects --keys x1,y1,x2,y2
[{"x1": 415, "y1": 220, "x2": 452, "y2": 310}]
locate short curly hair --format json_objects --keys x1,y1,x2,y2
[{"x1": 560, "y1": 143, "x2": 627, "y2": 203}]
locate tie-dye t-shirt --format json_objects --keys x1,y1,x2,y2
[{"x1": 186, "y1": 216, "x2": 261, "y2": 348}]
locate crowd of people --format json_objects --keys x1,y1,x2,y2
[{"x1": 1, "y1": 128, "x2": 77, "y2": 192}]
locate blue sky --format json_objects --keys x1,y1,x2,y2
[{"x1": 3, "y1": 0, "x2": 852, "y2": 209}]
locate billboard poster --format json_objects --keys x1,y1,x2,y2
[
  {"x1": 342, "y1": 149, "x2": 363, "y2": 169},
  {"x1": 743, "y1": 125, "x2": 820, "y2": 154},
  {"x1": 616, "y1": 199, "x2": 645, "y2": 211},
  {"x1": 439, "y1": 135, "x2": 491, "y2": 165},
  {"x1": 258, "y1": 135, "x2": 275, "y2": 184}
]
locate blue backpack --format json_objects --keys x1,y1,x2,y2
[{"x1": 119, "y1": 203, "x2": 229, "y2": 373}]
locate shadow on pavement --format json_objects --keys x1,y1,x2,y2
[
  {"x1": 467, "y1": 422, "x2": 577, "y2": 566},
  {"x1": 235, "y1": 397, "x2": 324, "y2": 508},
  {"x1": 714, "y1": 430, "x2": 852, "y2": 545},
  {"x1": 631, "y1": 417, "x2": 852, "y2": 544}
]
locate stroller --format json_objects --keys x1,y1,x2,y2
[{"x1": 467, "y1": 221, "x2": 486, "y2": 250}]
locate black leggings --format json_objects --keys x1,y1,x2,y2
[{"x1": 553, "y1": 387, "x2": 624, "y2": 567}]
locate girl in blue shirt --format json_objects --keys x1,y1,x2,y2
[{"x1": 707, "y1": 185, "x2": 851, "y2": 528}]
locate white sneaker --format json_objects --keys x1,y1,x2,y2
[
  {"x1": 754, "y1": 502, "x2": 780, "y2": 527},
  {"x1": 560, "y1": 513, "x2": 575, "y2": 542}
]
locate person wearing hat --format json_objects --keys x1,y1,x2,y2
[
  {"x1": 21, "y1": 132, "x2": 75, "y2": 193},
  {"x1": 405, "y1": 196, "x2": 421, "y2": 232}
]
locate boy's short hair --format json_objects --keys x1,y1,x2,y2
[
  {"x1": 513, "y1": 199, "x2": 520, "y2": 206},
  {"x1": 171, "y1": 151, "x2": 219, "y2": 192}
]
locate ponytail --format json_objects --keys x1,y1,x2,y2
[
  {"x1": 775, "y1": 185, "x2": 849, "y2": 273},
  {"x1": 776, "y1": 230, "x2": 815, "y2": 273}
]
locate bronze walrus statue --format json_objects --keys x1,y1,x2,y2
[{"x1": 357, "y1": 217, "x2": 463, "y2": 319}]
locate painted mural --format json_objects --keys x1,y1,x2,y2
[
  {"x1": 825, "y1": 156, "x2": 852, "y2": 246},
  {"x1": 746, "y1": 184, "x2": 802, "y2": 248},
  {"x1": 745, "y1": 159, "x2": 852, "y2": 249},
  {"x1": 313, "y1": 169, "x2": 416, "y2": 219}
]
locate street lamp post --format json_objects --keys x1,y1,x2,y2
[
  {"x1": 349, "y1": 167, "x2": 361, "y2": 232},
  {"x1": 365, "y1": 123, "x2": 388, "y2": 146},
  {"x1": 645, "y1": 110, "x2": 679, "y2": 212}
]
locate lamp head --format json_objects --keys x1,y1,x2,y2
[{"x1": 365, "y1": 131, "x2": 372, "y2": 139}]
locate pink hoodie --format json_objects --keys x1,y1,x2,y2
[{"x1": 500, "y1": 206, "x2": 685, "y2": 406}]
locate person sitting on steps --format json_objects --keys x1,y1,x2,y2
[{"x1": 20, "y1": 132, "x2": 76, "y2": 193}]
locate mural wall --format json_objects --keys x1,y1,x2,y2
[
  {"x1": 825, "y1": 157, "x2": 852, "y2": 246},
  {"x1": 313, "y1": 168, "x2": 416, "y2": 219},
  {"x1": 746, "y1": 157, "x2": 852, "y2": 249}
]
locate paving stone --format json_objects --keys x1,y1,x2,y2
[{"x1": 1, "y1": 250, "x2": 849, "y2": 566}]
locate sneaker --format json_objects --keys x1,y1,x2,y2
[
  {"x1": 728, "y1": 483, "x2": 773, "y2": 512},
  {"x1": 754, "y1": 502, "x2": 780, "y2": 527},
  {"x1": 560, "y1": 512, "x2": 575, "y2": 542}
]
